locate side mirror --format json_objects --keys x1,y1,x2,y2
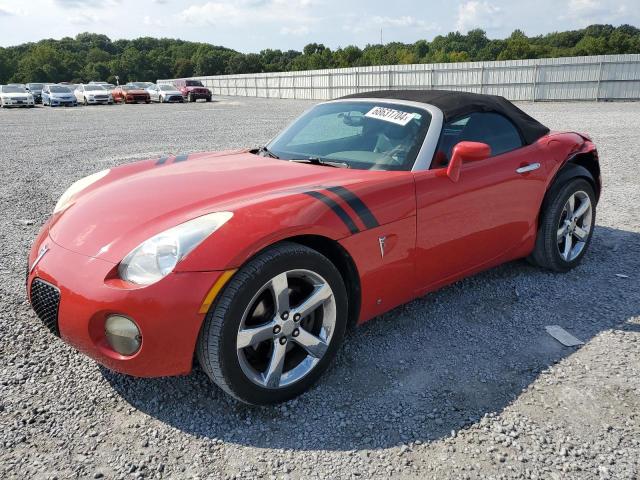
[{"x1": 446, "y1": 141, "x2": 491, "y2": 182}]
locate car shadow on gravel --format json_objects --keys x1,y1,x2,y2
[{"x1": 103, "y1": 225, "x2": 640, "y2": 451}]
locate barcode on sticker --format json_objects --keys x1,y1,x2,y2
[{"x1": 365, "y1": 106, "x2": 415, "y2": 126}]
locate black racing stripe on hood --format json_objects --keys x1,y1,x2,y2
[
  {"x1": 303, "y1": 191, "x2": 360, "y2": 234},
  {"x1": 325, "y1": 186, "x2": 379, "y2": 230}
]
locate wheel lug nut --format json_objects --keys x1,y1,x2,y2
[
  {"x1": 273, "y1": 325, "x2": 281, "y2": 334},
  {"x1": 279, "y1": 337, "x2": 287, "y2": 345},
  {"x1": 292, "y1": 329, "x2": 299, "y2": 337},
  {"x1": 281, "y1": 311, "x2": 289, "y2": 320},
  {"x1": 293, "y1": 313, "x2": 301, "y2": 322}
]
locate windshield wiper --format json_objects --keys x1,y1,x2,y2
[
  {"x1": 289, "y1": 157, "x2": 350, "y2": 169},
  {"x1": 257, "y1": 146, "x2": 280, "y2": 159}
]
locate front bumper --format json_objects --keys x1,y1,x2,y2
[
  {"x1": 27, "y1": 228, "x2": 223, "y2": 377},
  {"x1": 2, "y1": 99, "x2": 35, "y2": 107},
  {"x1": 85, "y1": 97, "x2": 111, "y2": 105},
  {"x1": 51, "y1": 98, "x2": 77, "y2": 107}
]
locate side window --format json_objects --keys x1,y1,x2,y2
[{"x1": 432, "y1": 112, "x2": 523, "y2": 168}]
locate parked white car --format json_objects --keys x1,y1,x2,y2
[
  {"x1": 75, "y1": 84, "x2": 113, "y2": 105},
  {"x1": 0, "y1": 85, "x2": 35, "y2": 108},
  {"x1": 147, "y1": 84, "x2": 185, "y2": 103}
]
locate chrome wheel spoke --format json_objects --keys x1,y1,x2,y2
[
  {"x1": 563, "y1": 233, "x2": 573, "y2": 259},
  {"x1": 270, "y1": 272, "x2": 290, "y2": 314},
  {"x1": 237, "y1": 321, "x2": 276, "y2": 349},
  {"x1": 557, "y1": 225, "x2": 567, "y2": 242},
  {"x1": 263, "y1": 340, "x2": 287, "y2": 388},
  {"x1": 566, "y1": 194, "x2": 575, "y2": 216},
  {"x1": 573, "y1": 198, "x2": 590, "y2": 220},
  {"x1": 293, "y1": 283, "x2": 332, "y2": 319},
  {"x1": 293, "y1": 328, "x2": 328, "y2": 358}
]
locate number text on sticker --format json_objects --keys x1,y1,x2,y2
[{"x1": 365, "y1": 106, "x2": 416, "y2": 126}]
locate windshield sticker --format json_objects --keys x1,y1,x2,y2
[{"x1": 365, "y1": 106, "x2": 416, "y2": 126}]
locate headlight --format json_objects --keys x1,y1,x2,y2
[
  {"x1": 118, "y1": 212, "x2": 233, "y2": 285},
  {"x1": 53, "y1": 169, "x2": 110, "y2": 214}
]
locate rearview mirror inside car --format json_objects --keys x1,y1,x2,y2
[{"x1": 446, "y1": 141, "x2": 492, "y2": 182}]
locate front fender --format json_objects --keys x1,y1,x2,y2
[{"x1": 176, "y1": 174, "x2": 416, "y2": 272}]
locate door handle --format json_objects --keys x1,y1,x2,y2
[{"x1": 516, "y1": 163, "x2": 541, "y2": 174}]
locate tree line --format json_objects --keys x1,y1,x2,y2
[{"x1": 0, "y1": 24, "x2": 638, "y2": 84}]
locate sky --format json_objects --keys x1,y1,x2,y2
[{"x1": 0, "y1": 0, "x2": 638, "y2": 51}]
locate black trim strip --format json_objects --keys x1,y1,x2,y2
[
  {"x1": 326, "y1": 186, "x2": 379, "y2": 229},
  {"x1": 303, "y1": 191, "x2": 360, "y2": 234},
  {"x1": 174, "y1": 154, "x2": 189, "y2": 162},
  {"x1": 156, "y1": 155, "x2": 169, "y2": 165}
]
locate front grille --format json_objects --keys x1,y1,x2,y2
[{"x1": 30, "y1": 279, "x2": 61, "y2": 336}]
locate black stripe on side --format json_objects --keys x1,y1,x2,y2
[
  {"x1": 326, "y1": 186, "x2": 379, "y2": 229},
  {"x1": 174, "y1": 154, "x2": 189, "y2": 162},
  {"x1": 303, "y1": 191, "x2": 360, "y2": 234},
  {"x1": 156, "y1": 155, "x2": 169, "y2": 165}
]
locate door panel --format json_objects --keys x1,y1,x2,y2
[{"x1": 413, "y1": 142, "x2": 549, "y2": 294}]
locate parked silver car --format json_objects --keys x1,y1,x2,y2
[
  {"x1": 147, "y1": 84, "x2": 185, "y2": 103},
  {"x1": 74, "y1": 84, "x2": 113, "y2": 105}
]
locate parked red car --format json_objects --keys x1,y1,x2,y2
[
  {"x1": 174, "y1": 79, "x2": 212, "y2": 102},
  {"x1": 27, "y1": 90, "x2": 600, "y2": 405},
  {"x1": 112, "y1": 85, "x2": 151, "y2": 104}
]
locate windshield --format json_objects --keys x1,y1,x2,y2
[
  {"x1": 267, "y1": 101, "x2": 432, "y2": 171},
  {"x1": 2, "y1": 86, "x2": 26, "y2": 93},
  {"x1": 85, "y1": 85, "x2": 106, "y2": 91},
  {"x1": 159, "y1": 85, "x2": 176, "y2": 91},
  {"x1": 28, "y1": 83, "x2": 44, "y2": 90},
  {"x1": 49, "y1": 85, "x2": 71, "y2": 93},
  {"x1": 186, "y1": 80, "x2": 204, "y2": 87}
]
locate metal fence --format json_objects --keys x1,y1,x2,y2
[{"x1": 160, "y1": 54, "x2": 640, "y2": 102}]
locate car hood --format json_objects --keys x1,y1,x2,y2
[
  {"x1": 124, "y1": 89, "x2": 147, "y2": 94},
  {"x1": 51, "y1": 93, "x2": 75, "y2": 98},
  {"x1": 162, "y1": 90, "x2": 182, "y2": 95},
  {"x1": 48, "y1": 151, "x2": 383, "y2": 263}
]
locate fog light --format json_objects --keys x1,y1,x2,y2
[{"x1": 105, "y1": 315, "x2": 141, "y2": 356}]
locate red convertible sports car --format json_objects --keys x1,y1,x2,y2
[{"x1": 27, "y1": 90, "x2": 600, "y2": 405}]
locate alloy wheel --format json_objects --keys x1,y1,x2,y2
[
  {"x1": 236, "y1": 269, "x2": 336, "y2": 389},
  {"x1": 557, "y1": 190, "x2": 593, "y2": 261}
]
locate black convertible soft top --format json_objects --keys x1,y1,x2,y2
[{"x1": 339, "y1": 89, "x2": 550, "y2": 145}]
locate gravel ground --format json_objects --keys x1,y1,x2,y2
[{"x1": 1, "y1": 98, "x2": 639, "y2": 480}]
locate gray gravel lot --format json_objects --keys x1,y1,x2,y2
[{"x1": 1, "y1": 98, "x2": 639, "y2": 479}]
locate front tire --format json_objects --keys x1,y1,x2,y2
[
  {"x1": 197, "y1": 242, "x2": 348, "y2": 405},
  {"x1": 530, "y1": 178, "x2": 596, "y2": 272}
]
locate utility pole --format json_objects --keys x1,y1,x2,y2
[{"x1": 380, "y1": 28, "x2": 383, "y2": 45}]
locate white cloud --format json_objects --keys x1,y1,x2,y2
[
  {"x1": 280, "y1": 25, "x2": 309, "y2": 35},
  {"x1": 179, "y1": 0, "x2": 318, "y2": 39},
  {"x1": 456, "y1": 1, "x2": 501, "y2": 33},
  {"x1": 372, "y1": 15, "x2": 428, "y2": 28},
  {"x1": 143, "y1": 15, "x2": 166, "y2": 27},
  {"x1": 69, "y1": 12, "x2": 100, "y2": 24},
  {"x1": 565, "y1": 0, "x2": 628, "y2": 25},
  {"x1": 53, "y1": 0, "x2": 120, "y2": 7},
  {"x1": 0, "y1": 2, "x2": 27, "y2": 15},
  {"x1": 179, "y1": 1, "x2": 316, "y2": 26}
]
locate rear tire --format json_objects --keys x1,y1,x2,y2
[
  {"x1": 530, "y1": 178, "x2": 596, "y2": 272},
  {"x1": 197, "y1": 242, "x2": 348, "y2": 405}
]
